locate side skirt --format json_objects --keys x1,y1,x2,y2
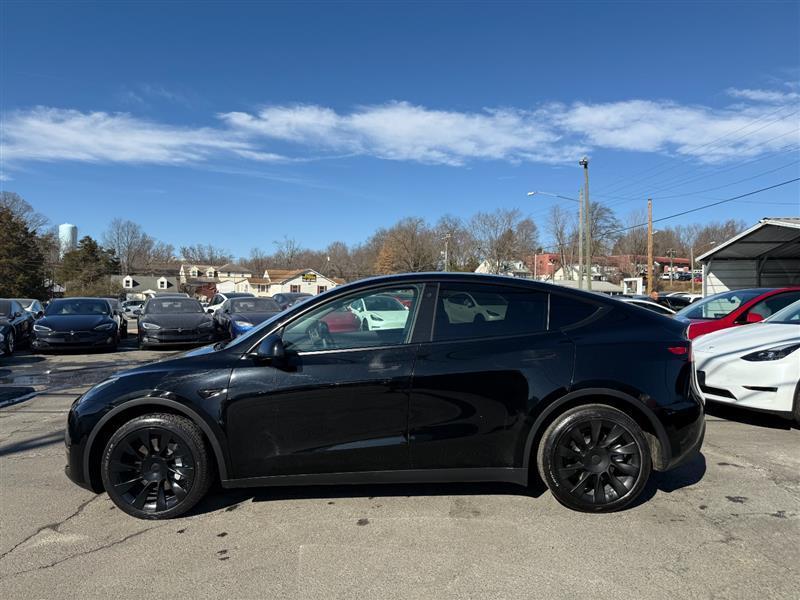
[{"x1": 222, "y1": 467, "x2": 528, "y2": 489}]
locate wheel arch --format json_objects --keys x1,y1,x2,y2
[
  {"x1": 522, "y1": 388, "x2": 673, "y2": 478},
  {"x1": 83, "y1": 398, "x2": 229, "y2": 492}
]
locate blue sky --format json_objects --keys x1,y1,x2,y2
[{"x1": 2, "y1": 0, "x2": 799, "y2": 257}]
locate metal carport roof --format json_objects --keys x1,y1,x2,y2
[{"x1": 696, "y1": 218, "x2": 800, "y2": 262}]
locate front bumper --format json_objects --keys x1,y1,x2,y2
[
  {"x1": 139, "y1": 330, "x2": 215, "y2": 345},
  {"x1": 32, "y1": 331, "x2": 116, "y2": 350},
  {"x1": 694, "y1": 351, "x2": 797, "y2": 414}
]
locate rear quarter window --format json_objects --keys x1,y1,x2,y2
[{"x1": 548, "y1": 294, "x2": 600, "y2": 330}]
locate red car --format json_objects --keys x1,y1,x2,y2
[
  {"x1": 674, "y1": 287, "x2": 800, "y2": 339},
  {"x1": 320, "y1": 306, "x2": 360, "y2": 332}
]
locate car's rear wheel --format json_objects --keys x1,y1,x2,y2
[
  {"x1": 101, "y1": 413, "x2": 214, "y2": 519},
  {"x1": 537, "y1": 404, "x2": 651, "y2": 512}
]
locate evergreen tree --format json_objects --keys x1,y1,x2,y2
[{"x1": 0, "y1": 206, "x2": 47, "y2": 298}]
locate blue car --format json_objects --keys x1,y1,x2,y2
[{"x1": 215, "y1": 297, "x2": 282, "y2": 338}]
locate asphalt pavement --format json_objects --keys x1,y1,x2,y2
[{"x1": 1, "y1": 337, "x2": 798, "y2": 599}]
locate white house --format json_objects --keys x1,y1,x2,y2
[
  {"x1": 237, "y1": 269, "x2": 342, "y2": 297},
  {"x1": 179, "y1": 264, "x2": 219, "y2": 283},
  {"x1": 474, "y1": 260, "x2": 532, "y2": 278}
]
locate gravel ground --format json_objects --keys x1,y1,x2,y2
[{"x1": 1, "y1": 339, "x2": 798, "y2": 599}]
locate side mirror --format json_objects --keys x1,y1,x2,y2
[
  {"x1": 14, "y1": 311, "x2": 22, "y2": 318},
  {"x1": 251, "y1": 334, "x2": 286, "y2": 364},
  {"x1": 36, "y1": 311, "x2": 44, "y2": 319},
  {"x1": 207, "y1": 308, "x2": 214, "y2": 314},
  {"x1": 746, "y1": 312, "x2": 764, "y2": 324}
]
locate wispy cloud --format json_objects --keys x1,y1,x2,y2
[
  {"x1": 726, "y1": 87, "x2": 800, "y2": 103},
  {"x1": 2, "y1": 85, "x2": 798, "y2": 174}
]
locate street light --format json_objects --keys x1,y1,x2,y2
[
  {"x1": 579, "y1": 156, "x2": 591, "y2": 291},
  {"x1": 527, "y1": 190, "x2": 585, "y2": 289}
]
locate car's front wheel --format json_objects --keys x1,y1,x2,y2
[
  {"x1": 537, "y1": 404, "x2": 651, "y2": 512},
  {"x1": 2, "y1": 330, "x2": 15, "y2": 357},
  {"x1": 101, "y1": 413, "x2": 214, "y2": 519}
]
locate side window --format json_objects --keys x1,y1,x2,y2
[
  {"x1": 212, "y1": 295, "x2": 222, "y2": 305},
  {"x1": 282, "y1": 286, "x2": 420, "y2": 352},
  {"x1": 549, "y1": 294, "x2": 599, "y2": 330},
  {"x1": 433, "y1": 283, "x2": 547, "y2": 342},
  {"x1": 748, "y1": 292, "x2": 800, "y2": 320}
]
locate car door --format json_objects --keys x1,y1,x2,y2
[
  {"x1": 408, "y1": 282, "x2": 576, "y2": 471},
  {"x1": 224, "y1": 283, "x2": 424, "y2": 479}
]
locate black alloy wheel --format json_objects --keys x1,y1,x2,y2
[
  {"x1": 3, "y1": 330, "x2": 15, "y2": 356},
  {"x1": 101, "y1": 413, "x2": 213, "y2": 519},
  {"x1": 538, "y1": 404, "x2": 651, "y2": 512}
]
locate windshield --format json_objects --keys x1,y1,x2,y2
[
  {"x1": 364, "y1": 296, "x2": 406, "y2": 311},
  {"x1": 45, "y1": 299, "x2": 110, "y2": 316},
  {"x1": 675, "y1": 289, "x2": 765, "y2": 320},
  {"x1": 766, "y1": 300, "x2": 800, "y2": 324},
  {"x1": 16, "y1": 299, "x2": 35, "y2": 309},
  {"x1": 145, "y1": 299, "x2": 203, "y2": 314},
  {"x1": 231, "y1": 298, "x2": 281, "y2": 312},
  {"x1": 0, "y1": 301, "x2": 12, "y2": 317}
]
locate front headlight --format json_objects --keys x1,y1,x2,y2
[
  {"x1": 94, "y1": 323, "x2": 115, "y2": 331},
  {"x1": 234, "y1": 320, "x2": 253, "y2": 328},
  {"x1": 741, "y1": 343, "x2": 800, "y2": 362},
  {"x1": 198, "y1": 321, "x2": 214, "y2": 330},
  {"x1": 140, "y1": 322, "x2": 161, "y2": 330},
  {"x1": 33, "y1": 323, "x2": 52, "y2": 332}
]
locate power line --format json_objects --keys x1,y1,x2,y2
[{"x1": 596, "y1": 106, "x2": 800, "y2": 198}]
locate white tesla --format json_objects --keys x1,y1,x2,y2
[
  {"x1": 693, "y1": 299, "x2": 800, "y2": 424},
  {"x1": 349, "y1": 294, "x2": 410, "y2": 331}
]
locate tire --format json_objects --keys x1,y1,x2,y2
[
  {"x1": 361, "y1": 318, "x2": 370, "y2": 331},
  {"x1": 3, "y1": 330, "x2": 15, "y2": 357},
  {"x1": 101, "y1": 413, "x2": 214, "y2": 519},
  {"x1": 537, "y1": 404, "x2": 652, "y2": 512}
]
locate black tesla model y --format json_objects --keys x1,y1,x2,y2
[{"x1": 65, "y1": 273, "x2": 704, "y2": 519}]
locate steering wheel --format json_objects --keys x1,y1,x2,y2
[{"x1": 307, "y1": 320, "x2": 335, "y2": 349}]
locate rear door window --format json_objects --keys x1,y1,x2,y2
[
  {"x1": 433, "y1": 283, "x2": 547, "y2": 341},
  {"x1": 746, "y1": 291, "x2": 800, "y2": 320}
]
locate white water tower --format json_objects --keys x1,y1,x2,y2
[{"x1": 58, "y1": 223, "x2": 78, "y2": 257}]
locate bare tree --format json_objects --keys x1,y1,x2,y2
[
  {"x1": 102, "y1": 219, "x2": 153, "y2": 274},
  {"x1": 0, "y1": 191, "x2": 49, "y2": 231},
  {"x1": 179, "y1": 244, "x2": 232, "y2": 265},
  {"x1": 435, "y1": 215, "x2": 480, "y2": 272},
  {"x1": 375, "y1": 217, "x2": 438, "y2": 274},
  {"x1": 471, "y1": 209, "x2": 538, "y2": 273},
  {"x1": 547, "y1": 205, "x2": 574, "y2": 279},
  {"x1": 272, "y1": 236, "x2": 303, "y2": 269}
]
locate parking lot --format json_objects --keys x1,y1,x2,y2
[{"x1": 0, "y1": 331, "x2": 798, "y2": 600}]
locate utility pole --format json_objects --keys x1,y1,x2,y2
[
  {"x1": 647, "y1": 198, "x2": 654, "y2": 295},
  {"x1": 579, "y1": 156, "x2": 592, "y2": 291},
  {"x1": 577, "y1": 188, "x2": 584, "y2": 289},
  {"x1": 441, "y1": 232, "x2": 451, "y2": 271}
]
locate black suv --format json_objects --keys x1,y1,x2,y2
[{"x1": 65, "y1": 273, "x2": 704, "y2": 518}]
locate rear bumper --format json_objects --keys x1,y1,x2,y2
[{"x1": 658, "y1": 389, "x2": 706, "y2": 471}]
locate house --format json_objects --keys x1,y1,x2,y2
[
  {"x1": 474, "y1": 260, "x2": 533, "y2": 278},
  {"x1": 526, "y1": 253, "x2": 561, "y2": 279},
  {"x1": 179, "y1": 264, "x2": 219, "y2": 283},
  {"x1": 113, "y1": 275, "x2": 181, "y2": 300},
  {"x1": 248, "y1": 269, "x2": 342, "y2": 297},
  {"x1": 217, "y1": 263, "x2": 253, "y2": 280}
]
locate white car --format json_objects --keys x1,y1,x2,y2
[
  {"x1": 206, "y1": 292, "x2": 254, "y2": 315},
  {"x1": 349, "y1": 294, "x2": 409, "y2": 331},
  {"x1": 693, "y1": 299, "x2": 800, "y2": 424},
  {"x1": 617, "y1": 298, "x2": 676, "y2": 316}
]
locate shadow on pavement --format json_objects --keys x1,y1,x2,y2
[
  {"x1": 0, "y1": 386, "x2": 36, "y2": 405},
  {"x1": 705, "y1": 402, "x2": 795, "y2": 430},
  {"x1": 0, "y1": 430, "x2": 64, "y2": 457},
  {"x1": 631, "y1": 452, "x2": 707, "y2": 508},
  {"x1": 190, "y1": 480, "x2": 546, "y2": 517}
]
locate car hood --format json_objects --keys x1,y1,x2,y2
[
  {"x1": 140, "y1": 313, "x2": 212, "y2": 328},
  {"x1": 38, "y1": 314, "x2": 113, "y2": 330},
  {"x1": 693, "y1": 323, "x2": 800, "y2": 355},
  {"x1": 230, "y1": 311, "x2": 280, "y2": 325}
]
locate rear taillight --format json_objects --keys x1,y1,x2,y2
[{"x1": 668, "y1": 345, "x2": 690, "y2": 360}]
